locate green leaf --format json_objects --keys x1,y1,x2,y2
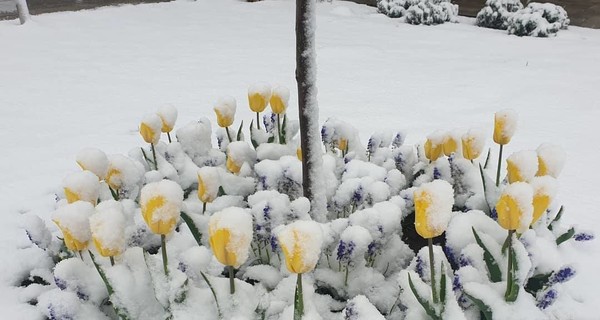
[
  {"x1": 506, "y1": 248, "x2": 520, "y2": 302},
  {"x1": 88, "y1": 251, "x2": 131, "y2": 320},
  {"x1": 548, "y1": 206, "x2": 564, "y2": 231},
  {"x1": 439, "y1": 263, "x2": 447, "y2": 315},
  {"x1": 478, "y1": 164, "x2": 494, "y2": 215},
  {"x1": 294, "y1": 274, "x2": 304, "y2": 320},
  {"x1": 463, "y1": 292, "x2": 492, "y2": 320},
  {"x1": 281, "y1": 115, "x2": 287, "y2": 144},
  {"x1": 174, "y1": 278, "x2": 189, "y2": 304},
  {"x1": 472, "y1": 228, "x2": 502, "y2": 283},
  {"x1": 407, "y1": 273, "x2": 441, "y2": 320},
  {"x1": 217, "y1": 186, "x2": 226, "y2": 197},
  {"x1": 525, "y1": 272, "x2": 552, "y2": 295},
  {"x1": 250, "y1": 120, "x2": 259, "y2": 149},
  {"x1": 267, "y1": 135, "x2": 275, "y2": 144},
  {"x1": 556, "y1": 227, "x2": 575, "y2": 245},
  {"x1": 237, "y1": 120, "x2": 244, "y2": 141},
  {"x1": 180, "y1": 212, "x2": 202, "y2": 245}
]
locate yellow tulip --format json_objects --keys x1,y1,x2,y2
[
  {"x1": 52, "y1": 201, "x2": 94, "y2": 252},
  {"x1": 105, "y1": 166, "x2": 121, "y2": 190},
  {"x1": 214, "y1": 97, "x2": 237, "y2": 128},
  {"x1": 493, "y1": 110, "x2": 517, "y2": 145},
  {"x1": 535, "y1": 144, "x2": 566, "y2": 178},
  {"x1": 140, "y1": 180, "x2": 183, "y2": 235},
  {"x1": 413, "y1": 180, "x2": 454, "y2": 239},
  {"x1": 495, "y1": 182, "x2": 533, "y2": 231},
  {"x1": 297, "y1": 147, "x2": 302, "y2": 161},
  {"x1": 157, "y1": 105, "x2": 178, "y2": 133},
  {"x1": 338, "y1": 138, "x2": 348, "y2": 152},
  {"x1": 226, "y1": 156, "x2": 241, "y2": 174},
  {"x1": 90, "y1": 201, "x2": 125, "y2": 258},
  {"x1": 424, "y1": 138, "x2": 443, "y2": 162},
  {"x1": 140, "y1": 114, "x2": 162, "y2": 144},
  {"x1": 214, "y1": 108, "x2": 234, "y2": 128},
  {"x1": 443, "y1": 133, "x2": 459, "y2": 156},
  {"x1": 76, "y1": 148, "x2": 109, "y2": 180},
  {"x1": 197, "y1": 167, "x2": 220, "y2": 203},
  {"x1": 56, "y1": 221, "x2": 89, "y2": 251},
  {"x1": 208, "y1": 208, "x2": 253, "y2": 268},
  {"x1": 278, "y1": 221, "x2": 323, "y2": 274},
  {"x1": 63, "y1": 170, "x2": 100, "y2": 205},
  {"x1": 506, "y1": 150, "x2": 538, "y2": 184},
  {"x1": 461, "y1": 129, "x2": 485, "y2": 161},
  {"x1": 530, "y1": 177, "x2": 557, "y2": 224},
  {"x1": 270, "y1": 86, "x2": 289, "y2": 115}
]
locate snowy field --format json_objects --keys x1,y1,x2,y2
[{"x1": 1, "y1": 0, "x2": 599, "y2": 318}]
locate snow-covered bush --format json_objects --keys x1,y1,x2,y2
[
  {"x1": 476, "y1": 0, "x2": 524, "y2": 30},
  {"x1": 15, "y1": 85, "x2": 591, "y2": 319},
  {"x1": 508, "y1": 2, "x2": 569, "y2": 37},
  {"x1": 377, "y1": 0, "x2": 458, "y2": 25}
]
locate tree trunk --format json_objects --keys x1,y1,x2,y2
[
  {"x1": 15, "y1": 0, "x2": 30, "y2": 25},
  {"x1": 296, "y1": 0, "x2": 326, "y2": 222}
]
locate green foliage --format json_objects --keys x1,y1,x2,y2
[
  {"x1": 463, "y1": 292, "x2": 492, "y2": 320},
  {"x1": 180, "y1": 212, "x2": 203, "y2": 245},
  {"x1": 408, "y1": 273, "x2": 441, "y2": 320},
  {"x1": 472, "y1": 227, "x2": 502, "y2": 283},
  {"x1": 556, "y1": 227, "x2": 575, "y2": 245}
]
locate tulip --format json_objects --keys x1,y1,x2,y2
[
  {"x1": 424, "y1": 132, "x2": 444, "y2": 162},
  {"x1": 225, "y1": 142, "x2": 256, "y2": 175},
  {"x1": 296, "y1": 147, "x2": 302, "y2": 161},
  {"x1": 157, "y1": 105, "x2": 178, "y2": 143},
  {"x1": 140, "y1": 180, "x2": 184, "y2": 275},
  {"x1": 443, "y1": 131, "x2": 461, "y2": 157},
  {"x1": 248, "y1": 83, "x2": 271, "y2": 130},
  {"x1": 52, "y1": 201, "x2": 95, "y2": 253},
  {"x1": 140, "y1": 114, "x2": 162, "y2": 170},
  {"x1": 197, "y1": 167, "x2": 220, "y2": 212},
  {"x1": 270, "y1": 86, "x2": 290, "y2": 144},
  {"x1": 214, "y1": 97, "x2": 237, "y2": 142},
  {"x1": 461, "y1": 128, "x2": 485, "y2": 161},
  {"x1": 506, "y1": 150, "x2": 538, "y2": 184},
  {"x1": 413, "y1": 180, "x2": 454, "y2": 304},
  {"x1": 208, "y1": 207, "x2": 253, "y2": 294},
  {"x1": 530, "y1": 176, "x2": 557, "y2": 225},
  {"x1": 76, "y1": 148, "x2": 109, "y2": 181},
  {"x1": 105, "y1": 166, "x2": 121, "y2": 192},
  {"x1": 535, "y1": 144, "x2": 566, "y2": 178},
  {"x1": 495, "y1": 182, "x2": 532, "y2": 301},
  {"x1": 63, "y1": 170, "x2": 100, "y2": 205},
  {"x1": 278, "y1": 220, "x2": 323, "y2": 320},
  {"x1": 493, "y1": 110, "x2": 518, "y2": 186},
  {"x1": 338, "y1": 138, "x2": 348, "y2": 157},
  {"x1": 89, "y1": 200, "x2": 125, "y2": 264}
]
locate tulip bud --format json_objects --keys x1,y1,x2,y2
[
  {"x1": 443, "y1": 131, "x2": 461, "y2": 157},
  {"x1": 493, "y1": 109, "x2": 518, "y2": 145},
  {"x1": 63, "y1": 170, "x2": 100, "y2": 205},
  {"x1": 157, "y1": 105, "x2": 178, "y2": 133},
  {"x1": 104, "y1": 154, "x2": 144, "y2": 193},
  {"x1": 424, "y1": 131, "x2": 444, "y2": 162},
  {"x1": 495, "y1": 182, "x2": 534, "y2": 232},
  {"x1": 248, "y1": 83, "x2": 271, "y2": 113},
  {"x1": 414, "y1": 180, "x2": 454, "y2": 239},
  {"x1": 530, "y1": 176, "x2": 558, "y2": 224},
  {"x1": 226, "y1": 141, "x2": 256, "y2": 175},
  {"x1": 338, "y1": 138, "x2": 348, "y2": 152},
  {"x1": 89, "y1": 200, "x2": 126, "y2": 257},
  {"x1": 214, "y1": 97, "x2": 236, "y2": 128},
  {"x1": 270, "y1": 85, "x2": 290, "y2": 115},
  {"x1": 461, "y1": 128, "x2": 486, "y2": 161},
  {"x1": 208, "y1": 207, "x2": 253, "y2": 268},
  {"x1": 140, "y1": 114, "x2": 162, "y2": 144},
  {"x1": 506, "y1": 150, "x2": 538, "y2": 184},
  {"x1": 76, "y1": 148, "x2": 109, "y2": 180},
  {"x1": 140, "y1": 180, "x2": 183, "y2": 235},
  {"x1": 297, "y1": 147, "x2": 302, "y2": 161},
  {"x1": 535, "y1": 144, "x2": 566, "y2": 178},
  {"x1": 52, "y1": 201, "x2": 94, "y2": 251},
  {"x1": 278, "y1": 220, "x2": 323, "y2": 274},
  {"x1": 197, "y1": 167, "x2": 220, "y2": 204}
]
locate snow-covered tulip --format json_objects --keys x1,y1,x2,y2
[
  {"x1": 63, "y1": 170, "x2": 100, "y2": 205},
  {"x1": 338, "y1": 138, "x2": 348, "y2": 157},
  {"x1": 226, "y1": 141, "x2": 255, "y2": 175},
  {"x1": 536, "y1": 144, "x2": 566, "y2": 178},
  {"x1": 157, "y1": 105, "x2": 178, "y2": 143},
  {"x1": 414, "y1": 180, "x2": 454, "y2": 239},
  {"x1": 208, "y1": 207, "x2": 253, "y2": 294},
  {"x1": 197, "y1": 167, "x2": 220, "y2": 211},
  {"x1": 89, "y1": 201, "x2": 125, "y2": 263},
  {"x1": 214, "y1": 96, "x2": 236, "y2": 143},
  {"x1": 442, "y1": 132, "x2": 459, "y2": 157},
  {"x1": 493, "y1": 109, "x2": 518, "y2": 146},
  {"x1": 530, "y1": 176, "x2": 558, "y2": 224},
  {"x1": 461, "y1": 128, "x2": 485, "y2": 161},
  {"x1": 278, "y1": 221, "x2": 323, "y2": 319},
  {"x1": 494, "y1": 182, "x2": 532, "y2": 302},
  {"x1": 248, "y1": 83, "x2": 271, "y2": 130},
  {"x1": 270, "y1": 85, "x2": 289, "y2": 115},
  {"x1": 76, "y1": 148, "x2": 109, "y2": 180},
  {"x1": 140, "y1": 114, "x2": 162, "y2": 145},
  {"x1": 413, "y1": 180, "x2": 454, "y2": 304},
  {"x1": 141, "y1": 180, "x2": 183, "y2": 275},
  {"x1": 104, "y1": 154, "x2": 144, "y2": 199},
  {"x1": 424, "y1": 131, "x2": 444, "y2": 162},
  {"x1": 506, "y1": 150, "x2": 538, "y2": 184},
  {"x1": 52, "y1": 201, "x2": 94, "y2": 252}
]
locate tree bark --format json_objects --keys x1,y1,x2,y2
[
  {"x1": 296, "y1": 0, "x2": 326, "y2": 222},
  {"x1": 15, "y1": 0, "x2": 30, "y2": 25}
]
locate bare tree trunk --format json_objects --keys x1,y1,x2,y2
[
  {"x1": 296, "y1": 0, "x2": 326, "y2": 222},
  {"x1": 15, "y1": 0, "x2": 30, "y2": 25}
]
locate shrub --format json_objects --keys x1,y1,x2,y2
[
  {"x1": 378, "y1": 0, "x2": 458, "y2": 25},
  {"x1": 508, "y1": 2, "x2": 569, "y2": 37},
  {"x1": 476, "y1": 0, "x2": 524, "y2": 30}
]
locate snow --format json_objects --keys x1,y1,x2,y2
[
  {"x1": 76, "y1": 148, "x2": 109, "y2": 180},
  {"x1": 140, "y1": 179, "x2": 184, "y2": 234},
  {"x1": 536, "y1": 143, "x2": 566, "y2": 178},
  {"x1": 89, "y1": 200, "x2": 126, "y2": 256},
  {"x1": 213, "y1": 96, "x2": 237, "y2": 128},
  {"x1": 208, "y1": 207, "x2": 253, "y2": 268},
  {"x1": 1, "y1": 0, "x2": 600, "y2": 317},
  {"x1": 62, "y1": 170, "x2": 100, "y2": 205},
  {"x1": 157, "y1": 105, "x2": 178, "y2": 133},
  {"x1": 52, "y1": 201, "x2": 95, "y2": 248},
  {"x1": 506, "y1": 149, "x2": 538, "y2": 183}
]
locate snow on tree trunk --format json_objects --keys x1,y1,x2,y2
[
  {"x1": 296, "y1": 0, "x2": 326, "y2": 222},
  {"x1": 15, "y1": 0, "x2": 30, "y2": 25}
]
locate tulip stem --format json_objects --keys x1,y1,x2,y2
[
  {"x1": 294, "y1": 273, "x2": 304, "y2": 320},
  {"x1": 78, "y1": 251, "x2": 83, "y2": 260},
  {"x1": 428, "y1": 238, "x2": 438, "y2": 304},
  {"x1": 151, "y1": 143, "x2": 158, "y2": 170},
  {"x1": 200, "y1": 271, "x2": 222, "y2": 319},
  {"x1": 167, "y1": 132, "x2": 172, "y2": 143},
  {"x1": 277, "y1": 114, "x2": 282, "y2": 144},
  {"x1": 496, "y1": 144, "x2": 503, "y2": 187},
  {"x1": 229, "y1": 266, "x2": 235, "y2": 295},
  {"x1": 225, "y1": 127, "x2": 233, "y2": 143},
  {"x1": 265, "y1": 242, "x2": 271, "y2": 264},
  {"x1": 505, "y1": 230, "x2": 515, "y2": 300},
  {"x1": 344, "y1": 262, "x2": 350, "y2": 286},
  {"x1": 110, "y1": 256, "x2": 115, "y2": 266},
  {"x1": 202, "y1": 202, "x2": 207, "y2": 214},
  {"x1": 256, "y1": 112, "x2": 261, "y2": 130},
  {"x1": 161, "y1": 235, "x2": 168, "y2": 276}
]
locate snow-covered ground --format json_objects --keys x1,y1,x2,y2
[
  {"x1": 0, "y1": 0, "x2": 16, "y2": 12},
  {"x1": 1, "y1": 0, "x2": 599, "y2": 318}
]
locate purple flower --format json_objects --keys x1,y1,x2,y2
[
  {"x1": 574, "y1": 232, "x2": 594, "y2": 241},
  {"x1": 433, "y1": 167, "x2": 441, "y2": 180},
  {"x1": 337, "y1": 240, "x2": 356, "y2": 262},
  {"x1": 549, "y1": 266, "x2": 576, "y2": 285},
  {"x1": 536, "y1": 289, "x2": 557, "y2": 309},
  {"x1": 264, "y1": 113, "x2": 276, "y2": 133},
  {"x1": 344, "y1": 300, "x2": 357, "y2": 319},
  {"x1": 270, "y1": 235, "x2": 279, "y2": 252},
  {"x1": 415, "y1": 255, "x2": 424, "y2": 278},
  {"x1": 54, "y1": 277, "x2": 67, "y2": 290},
  {"x1": 352, "y1": 186, "x2": 364, "y2": 204},
  {"x1": 367, "y1": 137, "x2": 377, "y2": 154},
  {"x1": 458, "y1": 254, "x2": 471, "y2": 267},
  {"x1": 392, "y1": 132, "x2": 405, "y2": 148}
]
